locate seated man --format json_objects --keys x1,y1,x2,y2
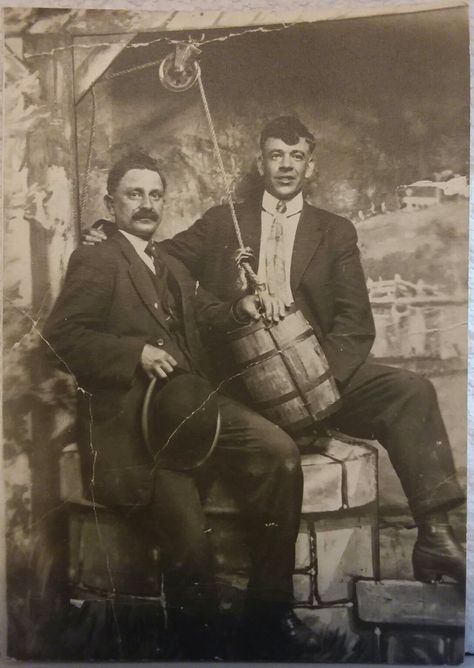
[
  {"x1": 44, "y1": 152, "x2": 321, "y2": 661},
  {"x1": 165, "y1": 115, "x2": 466, "y2": 585}
]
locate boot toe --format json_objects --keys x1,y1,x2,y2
[{"x1": 412, "y1": 525, "x2": 466, "y2": 584}]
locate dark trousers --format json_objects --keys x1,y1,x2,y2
[
  {"x1": 326, "y1": 362, "x2": 465, "y2": 521},
  {"x1": 134, "y1": 393, "x2": 303, "y2": 617}
]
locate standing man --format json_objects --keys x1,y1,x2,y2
[
  {"x1": 160, "y1": 116, "x2": 466, "y2": 584},
  {"x1": 44, "y1": 152, "x2": 322, "y2": 661}
]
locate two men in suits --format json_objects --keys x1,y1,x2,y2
[
  {"x1": 44, "y1": 152, "x2": 322, "y2": 661},
  {"x1": 159, "y1": 115, "x2": 466, "y2": 585}
]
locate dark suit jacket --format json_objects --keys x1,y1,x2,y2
[
  {"x1": 161, "y1": 196, "x2": 375, "y2": 385},
  {"x1": 44, "y1": 232, "x2": 234, "y2": 506}
]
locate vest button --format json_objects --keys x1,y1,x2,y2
[
  {"x1": 153, "y1": 302, "x2": 159, "y2": 309},
  {"x1": 156, "y1": 338, "x2": 165, "y2": 346}
]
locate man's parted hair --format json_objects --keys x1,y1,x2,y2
[
  {"x1": 259, "y1": 116, "x2": 315, "y2": 153},
  {"x1": 107, "y1": 152, "x2": 167, "y2": 195}
]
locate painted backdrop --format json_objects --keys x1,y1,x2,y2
[{"x1": 3, "y1": 5, "x2": 469, "y2": 659}]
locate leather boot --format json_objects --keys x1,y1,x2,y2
[
  {"x1": 238, "y1": 602, "x2": 321, "y2": 660},
  {"x1": 165, "y1": 607, "x2": 225, "y2": 661},
  {"x1": 412, "y1": 521, "x2": 465, "y2": 585}
]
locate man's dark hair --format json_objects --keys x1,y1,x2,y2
[
  {"x1": 107, "y1": 152, "x2": 167, "y2": 195},
  {"x1": 259, "y1": 116, "x2": 315, "y2": 153}
]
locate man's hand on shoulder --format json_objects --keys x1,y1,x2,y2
[
  {"x1": 234, "y1": 292, "x2": 288, "y2": 324},
  {"x1": 82, "y1": 225, "x2": 107, "y2": 246},
  {"x1": 141, "y1": 344, "x2": 178, "y2": 380},
  {"x1": 82, "y1": 219, "x2": 118, "y2": 246}
]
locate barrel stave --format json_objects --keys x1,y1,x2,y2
[
  {"x1": 282, "y1": 336, "x2": 329, "y2": 381},
  {"x1": 270, "y1": 310, "x2": 311, "y2": 347},
  {"x1": 229, "y1": 327, "x2": 274, "y2": 366},
  {"x1": 240, "y1": 356, "x2": 294, "y2": 401}
]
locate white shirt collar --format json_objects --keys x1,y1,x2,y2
[
  {"x1": 119, "y1": 229, "x2": 150, "y2": 254},
  {"x1": 262, "y1": 190, "x2": 304, "y2": 217},
  {"x1": 119, "y1": 230, "x2": 155, "y2": 274}
]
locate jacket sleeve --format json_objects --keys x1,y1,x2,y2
[
  {"x1": 160, "y1": 212, "x2": 213, "y2": 281},
  {"x1": 322, "y1": 219, "x2": 375, "y2": 384},
  {"x1": 194, "y1": 284, "x2": 248, "y2": 335},
  {"x1": 43, "y1": 247, "x2": 148, "y2": 388},
  {"x1": 162, "y1": 210, "x2": 246, "y2": 332}
]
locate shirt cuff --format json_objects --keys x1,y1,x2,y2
[{"x1": 231, "y1": 299, "x2": 252, "y2": 325}]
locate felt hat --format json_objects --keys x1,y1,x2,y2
[{"x1": 142, "y1": 372, "x2": 220, "y2": 471}]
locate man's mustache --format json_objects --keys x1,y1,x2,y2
[{"x1": 132, "y1": 209, "x2": 159, "y2": 221}]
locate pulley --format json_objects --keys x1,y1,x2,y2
[
  {"x1": 158, "y1": 42, "x2": 201, "y2": 92},
  {"x1": 158, "y1": 40, "x2": 262, "y2": 293}
]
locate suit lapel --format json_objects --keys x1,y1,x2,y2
[
  {"x1": 112, "y1": 233, "x2": 166, "y2": 326},
  {"x1": 237, "y1": 197, "x2": 325, "y2": 292},
  {"x1": 234, "y1": 199, "x2": 262, "y2": 274},
  {"x1": 159, "y1": 249, "x2": 202, "y2": 369},
  {"x1": 290, "y1": 202, "x2": 324, "y2": 291},
  {"x1": 158, "y1": 250, "x2": 187, "y2": 316}
]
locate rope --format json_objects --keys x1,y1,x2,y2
[
  {"x1": 197, "y1": 72, "x2": 245, "y2": 250},
  {"x1": 104, "y1": 58, "x2": 163, "y2": 81},
  {"x1": 79, "y1": 85, "x2": 96, "y2": 224},
  {"x1": 196, "y1": 71, "x2": 263, "y2": 292}
]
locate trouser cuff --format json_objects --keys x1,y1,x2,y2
[{"x1": 412, "y1": 494, "x2": 466, "y2": 525}]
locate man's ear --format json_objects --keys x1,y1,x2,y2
[
  {"x1": 257, "y1": 153, "x2": 264, "y2": 177},
  {"x1": 104, "y1": 194, "x2": 114, "y2": 217},
  {"x1": 305, "y1": 158, "x2": 315, "y2": 180}
]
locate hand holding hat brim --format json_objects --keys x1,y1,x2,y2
[{"x1": 142, "y1": 373, "x2": 220, "y2": 471}]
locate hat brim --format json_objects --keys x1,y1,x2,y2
[{"x1": 142, "y1": 373, "x2": 221, "y2": 471}]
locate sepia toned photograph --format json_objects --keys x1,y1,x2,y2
[{"x1": 3, "y1": 3, "x2": 469, "y2": 663}]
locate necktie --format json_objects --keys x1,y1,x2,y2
[
  {"x1": 266, "y1": 200, "x2": 287, "y2": 296},
  {"x1": 276, "y1": 199, "x2": 287, "y2": 215},
  {"x1": 146, "y1": 240, "x2": 170, "y2": 284},
  {"x1": 145, "y1": 240, "x2": 160, "y2": 268}
]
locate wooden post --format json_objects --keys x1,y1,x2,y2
[{"x1": 21, "y1": 32, "x2": 79, "y2": 657}]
